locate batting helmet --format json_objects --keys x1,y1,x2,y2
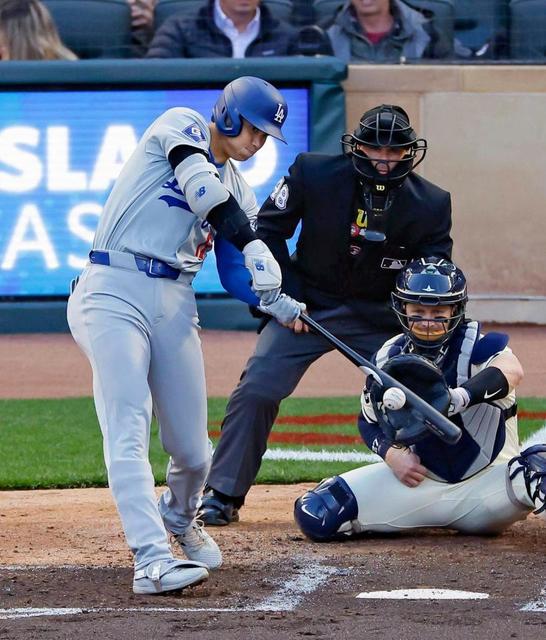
[
  {"x1": 391, "y1": 258, "x2": 468, "y2": 354},
  {"x1": 368, "y1": 353, "x2": 451, "y2": 446},
  {"x1": 212, "y1": 76, "x2": 288, "y2": 143},
  {"x1": 341, "y1": 104, "x2": 427, "y2": 189}
]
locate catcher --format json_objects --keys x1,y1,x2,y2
[{"x1": 294, "y1": 258, "x2": 546, "y2": 540}]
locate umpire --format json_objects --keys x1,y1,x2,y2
[{"x1": 200, "y1": 104, "x2": 454, "y2": 525}]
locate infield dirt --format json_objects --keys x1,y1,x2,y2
[{"x1": 1, "y1": 326, "x2": 545, "y2": 638}]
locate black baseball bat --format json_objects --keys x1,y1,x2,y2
[{"x1": 299, "y1": 313, "x2": 462, "y2": 445}]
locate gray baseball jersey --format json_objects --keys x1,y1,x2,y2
[
  {"x1": 68, "y1": 106, "x2": 257, "y2": 570},
  {"x1": 93, "y1": 107, "x2": 258, "y2": 271}
]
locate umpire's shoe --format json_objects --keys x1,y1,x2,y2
[
  {"x1": 133, "y1": 559, "x2": 208, "y2": 595},
  {"x1": 199, "y1": 489, "x2": 240, "y2": 526},
  {"x1": 171, "y1": 520, "x2": 223, "y2": 569}
]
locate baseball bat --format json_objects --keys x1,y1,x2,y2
[{"x1": 299, "y1": 313, "x2": 462, "y2": 445}]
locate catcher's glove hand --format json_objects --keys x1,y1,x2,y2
[{"x1": 365, "y1": 353, "x2": 451, "y2": 446}]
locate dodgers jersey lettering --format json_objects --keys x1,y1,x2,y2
[{"x1": 93, "y1": 107, "x2": 258, "y2": 272}]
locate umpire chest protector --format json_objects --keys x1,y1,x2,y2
[
  {"x1": 257, "y1": 153, "x2": 452, "y2": 306},
  {"x1": 376, "y1": 321, "x2": 516, "y2": 483}
]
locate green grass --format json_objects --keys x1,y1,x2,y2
[{"x1": 0, "y1": 396, "x2": 544, "y2": 489}]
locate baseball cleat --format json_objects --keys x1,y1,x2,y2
[
  {"x1": 172, "y1": 520, "x2": 223, "y2": 570},
  {"x1": 198, "y1": 490, "x2": 240, "y2": 526},
  {"x1": 132, "y1": 559, "x2": 209, "y2": 595}
]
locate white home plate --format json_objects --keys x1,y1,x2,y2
[{"x1": 357, "y1": 589, "x2": 489, "y2": 600}]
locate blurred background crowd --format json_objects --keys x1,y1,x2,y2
[{"x1": 0, "y1": 0, "x2": 544, "y2": 63}]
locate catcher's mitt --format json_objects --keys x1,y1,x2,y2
[{"x1": 367, "y1": 353, "x2": 451, "y2": 446}]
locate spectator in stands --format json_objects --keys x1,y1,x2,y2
[
  {"x1": 147, "y1": 0, "x2": 330, "y2": 58},
  {"x1": 127, "y1": 0, "x2": 157, "y2": 56},
  {"x1": 0, "y1": 0, "x2": 76, "y2": 60},
  {"x1": 326, "y1": 0, "x2": 451, "y2": 63}
]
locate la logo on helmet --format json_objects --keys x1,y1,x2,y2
[{"x1": 274, "y1": 103, "x2": 285, "y2": 124}]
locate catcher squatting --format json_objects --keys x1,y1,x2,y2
[{"x1": 294, "y1": 259, "x2": 546, "y2": 540}]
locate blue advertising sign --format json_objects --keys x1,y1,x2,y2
[{"x1": 0, "y1": 87, "x2": 308, "y2": 296}]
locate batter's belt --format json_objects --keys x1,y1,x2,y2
[{"x1": 88, "y1": 250, "x2": 194, "y2": 282}]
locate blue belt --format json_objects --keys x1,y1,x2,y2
[{"x1": 89, "y1": 250, "x2": 181, "y2": 280}]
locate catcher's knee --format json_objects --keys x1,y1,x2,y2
[
  {"x1": 509, "y1": 444, "x2": 546, "y2": 515},
  {"x1": 294, "y1": 476, "x2": 358, "y2": 541}
]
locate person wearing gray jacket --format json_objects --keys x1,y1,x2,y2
[{"x1": 327, "y1": 0, "x2": 452, "y2": 63}]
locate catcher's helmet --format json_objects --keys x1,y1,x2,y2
[
  {"x1": 341, "y1": 104, "x2": 427, "y2": 189},
  {"x1": 212, "y1": 76, "x2": 288, "y2": 143},
  {"x1": 368, "y1": 353, "x2": 451, "y2": 446},
  {"x1": 391, "y1": 258, "x2": 468, "y2": 354}
]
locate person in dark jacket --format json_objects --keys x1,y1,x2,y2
[
  {"x1": 327, "y1": 0, "x2": 452, "y2": 63},
  {"x1": 198, "y1": 104, "x2": 454, "y2": 525},
  {"x1": 147, "y1": 0, "x2": 327, "y2": 58}
]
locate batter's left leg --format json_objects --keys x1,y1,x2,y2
[{"x1": 147, "y1": 281, "x2": 210, "y2": 536}]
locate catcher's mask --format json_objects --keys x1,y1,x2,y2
[
  {"x1": 391, "y1": 258, "x2": 467, "y2": 356},
  {"x1": 368, "y1": 353, "x2": 451, "y2": 446},
  {"x1": 341, "y1": 105, "x2": 427, "y2": 242}
]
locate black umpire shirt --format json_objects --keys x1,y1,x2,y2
[{"x1": 257, "y1": 152, "x2": 453, "y2": 330}]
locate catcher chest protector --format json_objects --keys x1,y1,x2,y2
[{"x1": 368, "y1": 353, "x2": 451, "y2": 446}]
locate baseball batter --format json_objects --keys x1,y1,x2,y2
[
  {"x1": 67, "y1": 76, "x2": 303, "y2": 594},
  {"x1": 295, "y1": 259, "x2": 546, "y2": 540}
]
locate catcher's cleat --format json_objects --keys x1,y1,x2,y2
[
  {"x1": 132, "y1": 559, "x2": 208, "y2": 595},
  {"x1": 198, "y1": 490, "x2": 240, "y2": 526},
  {"x1": 171, "y1": 520, "x2": 223, "y2": 569},
  {"x1": 509, "y1": 444, "x2": 546, "y2": 515}
]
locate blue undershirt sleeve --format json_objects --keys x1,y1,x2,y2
[{"x1": 214, "y1": 236, "x2": 260, "y2": 306}]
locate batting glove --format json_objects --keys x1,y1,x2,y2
[
  {"x1": 242, "y1": 239, "x2": 282, "y2": 305},
  {"x1": 448, "y1": 387, "x2": 470, "y2": 416},
  {"x1": 259, "y1": 294, "x2": 306, "y2": 325}
]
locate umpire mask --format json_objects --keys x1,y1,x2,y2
[{"x1": 342, "y1": 105, "x2": 427, "y2": 242}]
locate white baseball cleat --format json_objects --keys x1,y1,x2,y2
[
  {"x1": 132, "y1": 558, "x2": 209, "y2": 595},
  {"x1": 171, "y1": 520, "x2": 223, "y2": 570}
]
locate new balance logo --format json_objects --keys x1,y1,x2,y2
[
  {"x1": 255, "y1": 260, "x2": 265, "y2": 272},
  {"x1": 274, "y1": 103, "x2": 285, "y2": 124}
]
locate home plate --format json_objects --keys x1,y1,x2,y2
[{"x1": 357, "y1": 589, "x2": 489, "y2": 600}]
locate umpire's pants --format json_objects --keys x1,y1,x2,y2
[{"x1": 206, "y1": 305, "x2": 395, "y2": 503}]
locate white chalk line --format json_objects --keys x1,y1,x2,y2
[
  {"x1": 259, "y1": 425, "x2": 545, "y2": 464},
  {"x1": 520, "y1": 588, "x2": 546, "y2": 612},
  {"x1": 263, "y1": 448, "x2": 379, "y2": 463},
  {"x1": 0, "y1": 558, "x2": 339, "y2": 619}
]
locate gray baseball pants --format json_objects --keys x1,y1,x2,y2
[
  {"x1": 67, "y1": 254, "x2": 210, "y2": 569},
  {"x1": 206, "y1": 304, "x2": 395, "y2": 502}
]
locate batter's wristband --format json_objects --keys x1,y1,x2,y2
[{"x1": 460, "y1": 366, "x2": 509, "y2": 405}]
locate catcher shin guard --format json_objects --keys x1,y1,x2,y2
[
  {"x1": 294, "y1": 476, "x2": 358, "y2": 541},
  {"x1": 508, "y1": 445, "x2": 546, "y2": 515}
]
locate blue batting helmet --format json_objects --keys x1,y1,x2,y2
[{"x1": 212, "y1": 76, "x2": 288, "y2": 143}]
